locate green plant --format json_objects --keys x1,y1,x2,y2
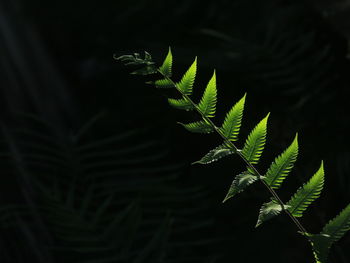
[{"x1": 117, "y1": 48, "x2": 350, "y2": 263}]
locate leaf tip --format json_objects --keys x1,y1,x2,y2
[
  {"x1": 208, "y1": 69, "x2": 217, "y2": 84},
  {"x1": 320, "y1": 160, "x2": 324, "y2": 171},
  {"x1": 192, "y1": 56, "x2": 198, "y2": 66},
  {"x1": 222, "y1": 193, "x2": 233, "y2": 203},
  {"x1": 293, "y1": 133, "x2": 299, "y2": 147},
  {"x1": 222, "y1": 196, "x2": 229, "y2": 203}
]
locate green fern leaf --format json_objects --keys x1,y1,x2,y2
[
  {"x1": 178, "y1": 121, "x2": 213, "y2": 134},
  {"x1": 241, "y1": 113, "x2": 270, "y2": 165},
  {"x1": 264, "y1": 133, "x2": 299, "y2": 189},
  {"x1": 322, "y1": 203, "x2": 350, "y2": 244},
  {"x1": 154, "y1": 79, "x2": 175, "y2": 88},
  {"x1": 168, "y1": 98, "x2": 195, "y2": 110},
  {"x1": 287, "y1": 161, "x2": 325, "y2": 217},
  {"x1": 305, "y1": 203, "x2": 350, "y2": 263},
  {"x1": 222, "y1": 172, "x2": 259, "y2": 202},
  {"x1": 304, "y1": 233, "x2": 331, "y2": 263},
  {"x1": 255, "y1": 198, "x2": 288, "y2": 227},
  {"x1": 198, "y1": 71, "x2": 217, "y2": 118},
  {"x1": 177, "y1": 57, "x2": 197, "y2": 95},
  {"x1": 158, "y1": 47, "x2": 173, "y2": 77},
  {"x1": 221, "y1": 94, "x2": 246, "y2": 142},
  {"x1": 192, "y1": 144, "x2": 234, "y2": 165}
]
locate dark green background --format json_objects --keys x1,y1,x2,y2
[{"x1": 1, "y1": 0, "x2": 350, "y2": 262}]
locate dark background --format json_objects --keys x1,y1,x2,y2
[{"x1": 1, "y1": 0, "x2": 350, "y2": 262}]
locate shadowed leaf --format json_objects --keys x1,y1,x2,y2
[
  {"x1": 193, "y1": 144, "x2": 234, "y2": 165},
  {"x1": 223, "y1": 172, "x2": 259, "y2": 202},
  {"x1": 178, "y1": 121, "x2": 213, "y2": 134}
]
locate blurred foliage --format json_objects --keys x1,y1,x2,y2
[{"x1": 0, "y1": 113, "x2": 223, "y2": 263}]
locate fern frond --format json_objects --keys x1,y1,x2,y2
[
  {"x1": 287, "y1": 161, "x2": 324, "y2": 217},
  {"x1": 177, "y1": 57, "x2": 197, "y2": 95},
  {"x1": 198, "y1": 71, "x2": 217, "y2": 118},
  {"x1": 305, "y1": 203, "x2": 350, "y2": 263},
  {"x1": 154, "y1": 79, "x2": 175, "y2": 88},
  {"x1": 241, "y1": 113, "x2": 270, "y2": 165},
  {"x1": 221, "y1": 94, "x2": 246, "y2": 142},
  {"x1": 264, "y1": 133, "x2": 298, "y2": 189},
  {"x1": 117, "y1": 49, "x2": 348, "y2": 262},
  {"x1": 304, "y1": 233, "x2": 331, "y2": 263},
  {"x1": 193, "y1": 144, "x2": 234, "y2": 165},
  {"x1": 256, "y1": 198, "x2": 287, "y2": 227},
  {"x1": 178, "y1": 121, "x2": 214, "y2": 134},
  {"x1": 116, "y1": 51, "x2": 154, "y2": 66},
  {"x1": 322, "y1": 203, "x2": 350, "y2": 244},
  {"x1": 116, "y1": 52, "x2": 157, "y2": 75},
  {"x1": 158, "y1": 47, "x2": 173, "y2": 77},
  {"x1": 168, "y1": 98, "x2": 195, "y2": 111},
  {"x1": 222, "y1": 172, "x2": 259, "y2": 202}
]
